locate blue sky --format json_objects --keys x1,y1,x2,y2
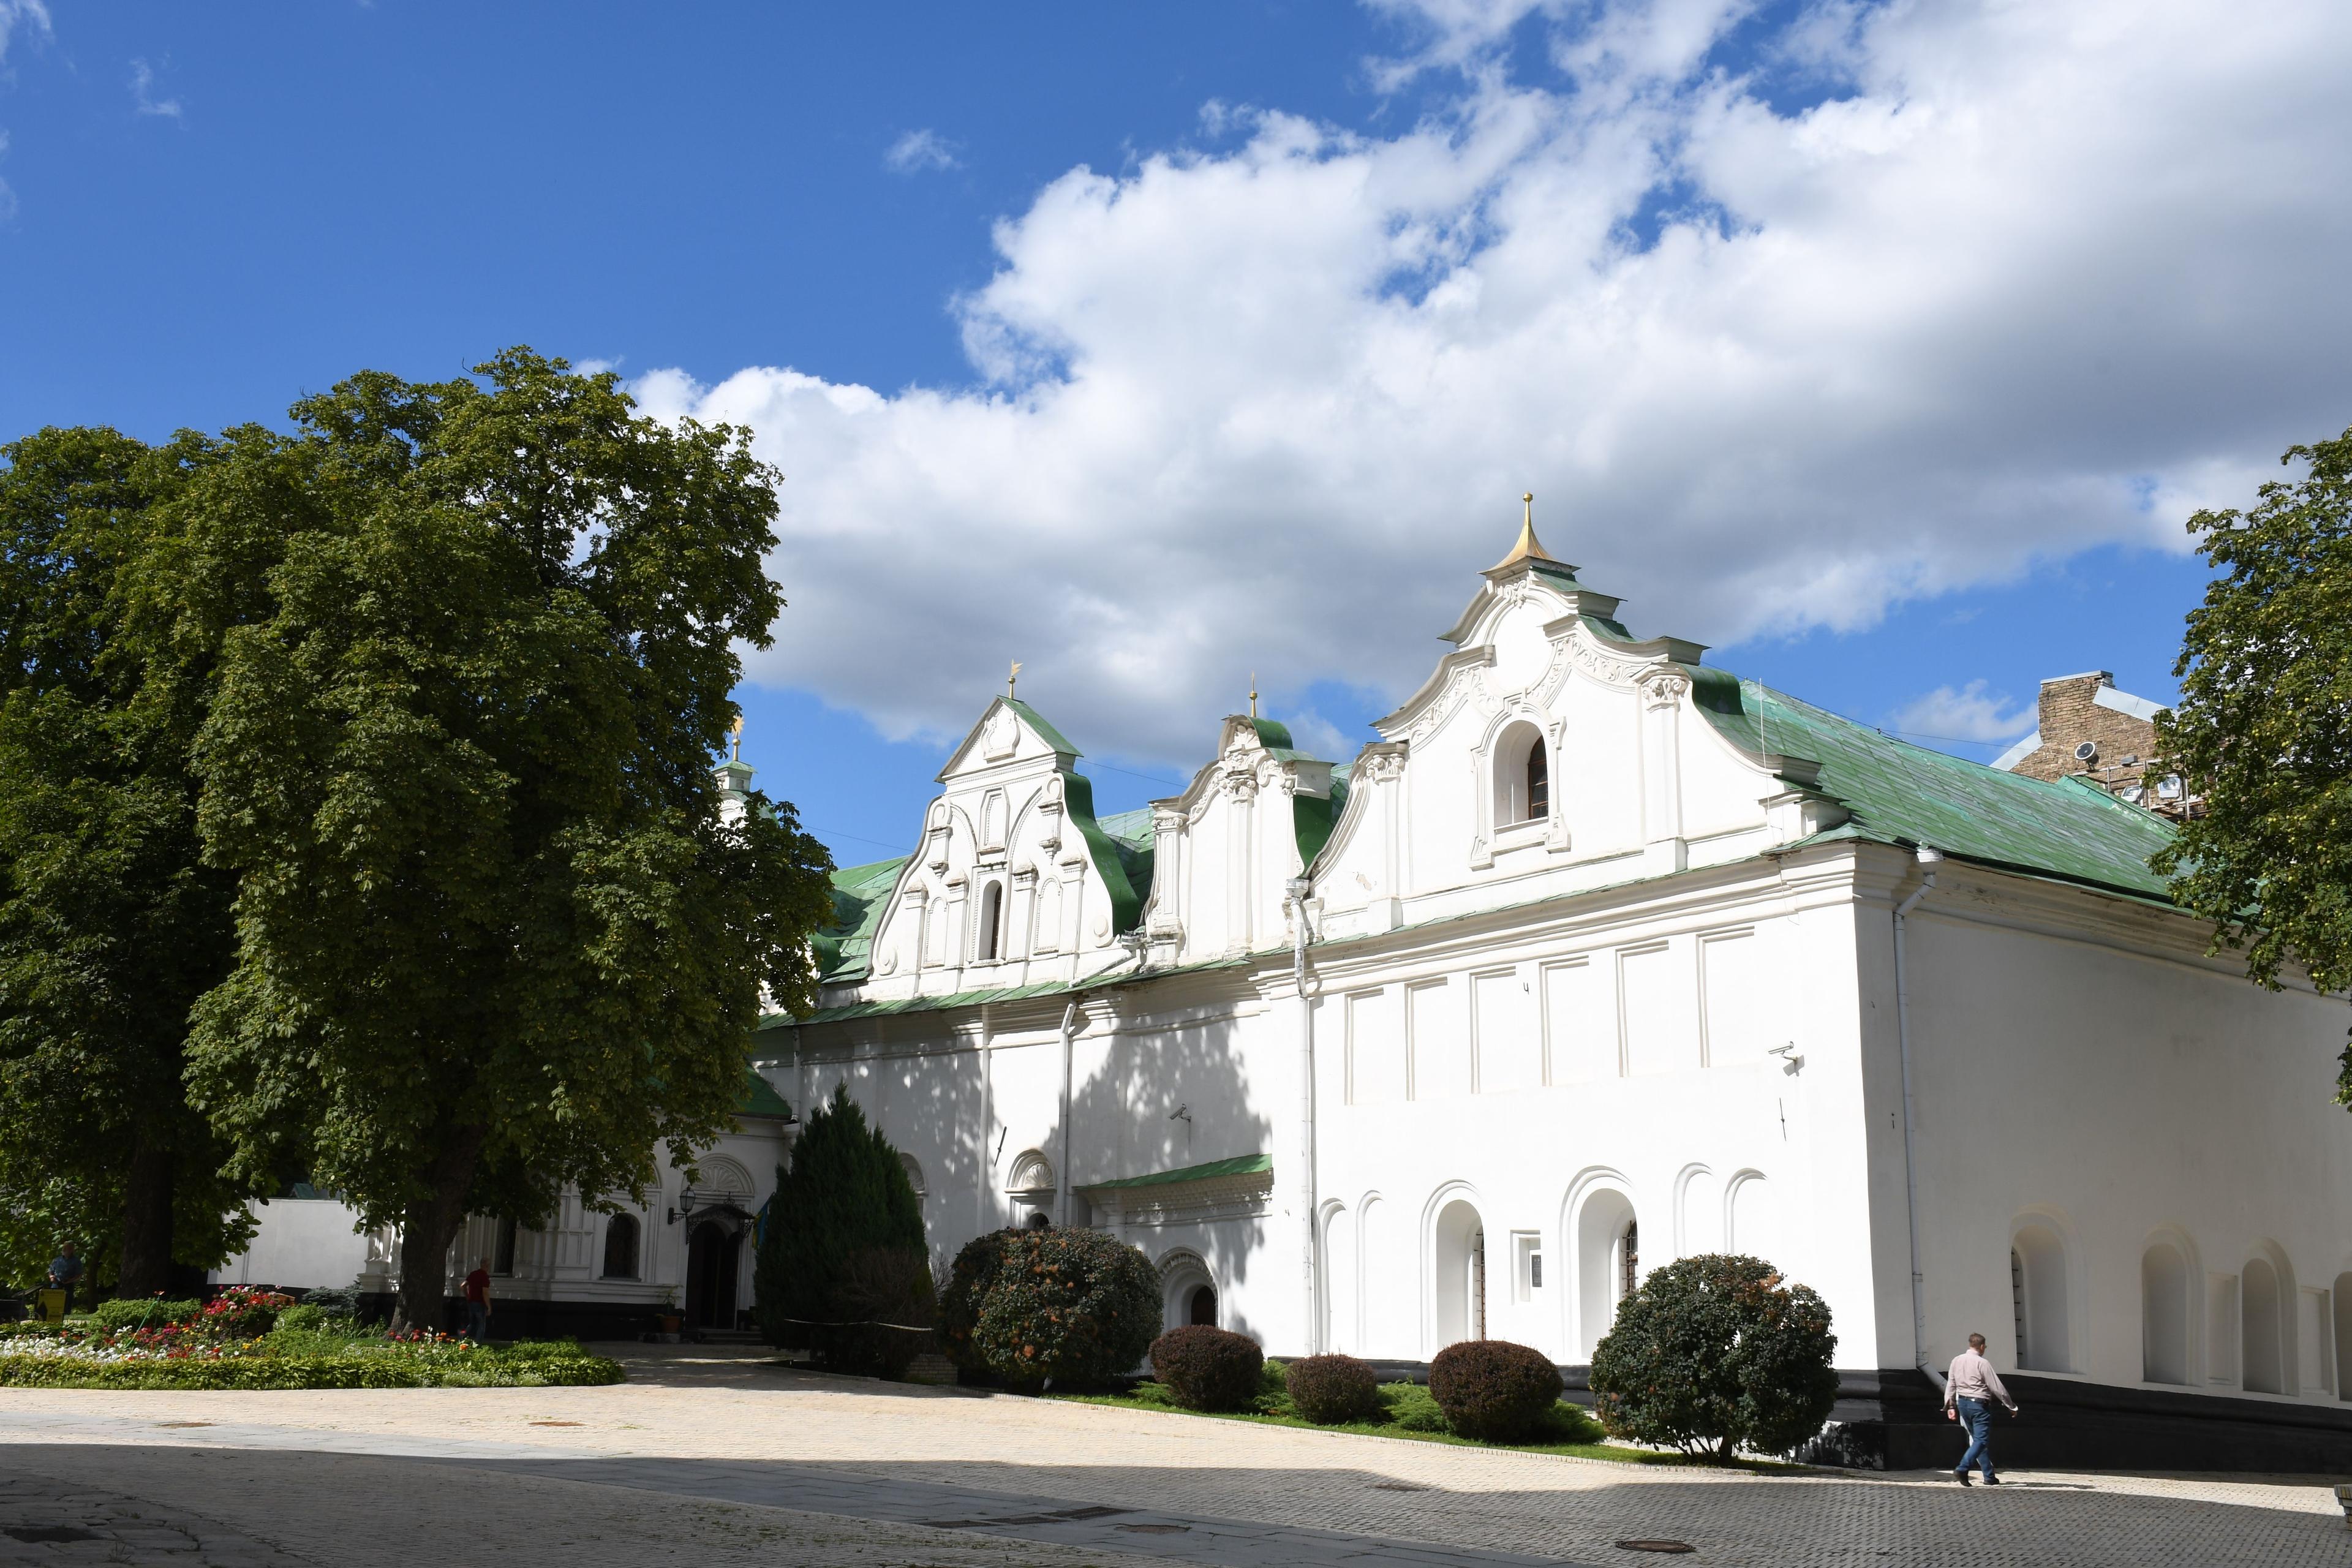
[{"x1": 4, "y1": 1, "x2": 2334, "y2": 867}]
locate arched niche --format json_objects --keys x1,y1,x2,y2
[
  {"x1": 2009, "y1": 1212, "x2": 2076, "y2": 1373},
  {"x1": 1430, "y1": 1195, "x2": 1487, "y2": 1354},
  {"x1": 1571, "y1": 1183, "x2": 1639, "y2": 1361},
  {"x1": 2141, "y1": 1237, "x2": 2193, "y2": 1386}
]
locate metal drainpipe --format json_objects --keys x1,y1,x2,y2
[
  {"x1": 1894, "y1": 844, "x2": 1945, "y2": 1391},
  {"x1": 1287, "y1": 876, "x2": 1319, "y2": 1357}
]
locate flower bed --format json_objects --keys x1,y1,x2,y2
[{"x1": 0, "y1": 1289, "x2": 622, "y2": 1390}]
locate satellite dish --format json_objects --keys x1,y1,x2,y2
[{"x1": 2073, "y1": 741, "x2": 2099, "y2": 762}]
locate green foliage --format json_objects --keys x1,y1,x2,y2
[
  {"x1": 1284, "y1": 1353, "x2": 1383, "y2": 1425},
  {"x1": 272, "y1": 1303, "x2": 328, "y2": 1333},
  {"x1": 940, "y1": 1226, "x2": 1161, "y2": 1389},
  {"x1": 1427, "y1": 1339, "x2": 1564, "y2": 1441},
  {"x1": 1148, "y1": 1324, "x2": 1262, "y2": 1411},
  {"x1": 1381, "y1": 1381, "x2": 1451, "y2": 1431},
  {"x1": 88, "y1": 1298, "x2": 202, "y2": 1333},
  {"x1": 1589, "y1": 1253, "x2": 1838, "y2": 1461},
  {"x1": 0, "y1": 425, "x2": 254, "y2": 1296},
  {"x1": 2153, "y1": 424, "x2": 2352, "y2": 1099},
  {"x1": 140, "y1": 350, "x2": 835, "y2": 1327},
  {"x1": 752, "y1": 1086, "x2": 932, "y2": 1376},
  {"x1": 0, "y1": 1344, "x2": 624, "y2": 1390}
]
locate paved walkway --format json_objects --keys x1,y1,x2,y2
[{"x1": 1, "y1": 1345, "x2": 2344, "y2": 1567}]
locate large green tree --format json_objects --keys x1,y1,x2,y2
[
  {"x1": 0, "y1": 426, "x2": 253, "y2": 1297},
  {"x1": 2153, "y1": 423, "x2": 2352, "y2": 1101},
  {"x1": 160, "y1": 350, "x2": 834, "y2": 1329}
]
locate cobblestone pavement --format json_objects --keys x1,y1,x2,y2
[{"x1": 2, "y1": 1346, "x2": 2345, "y2": 1567}]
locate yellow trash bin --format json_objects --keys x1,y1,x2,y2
[{"x1": 34, "y1": 1289, "x2": 67, "y2": 1325}]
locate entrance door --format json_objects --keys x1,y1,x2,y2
[{"x1": 686, "y1": 1221, "x2": 741, "y2": 1331}]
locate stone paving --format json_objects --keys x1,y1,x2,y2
[{"x1": 1, "y1": 1345, "x2": 2345, "y2": 1567}]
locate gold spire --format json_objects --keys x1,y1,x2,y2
[
  {"x1": 1008, "y1": 660, "x2": 1022, "y2": 699},
  {"x1": 728, "y1": 714, "x2": 744, "y2": 763},
  {"x1": 1250, "y1": 673, "x2": 1259, "y2": 718},
  {"x1": 1488, "y1": 490, "x2": 1561, "y2": 572}
]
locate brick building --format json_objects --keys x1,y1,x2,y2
[{"x1": 1992, "y1": 670, "x2": 2193, "y2": 815}]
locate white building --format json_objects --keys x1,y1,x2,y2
[
  {"x1": 225, "y1": 507, "x2": 2352, "y2": 1468},
  {"x1": 763, "y1": 509, "x2": 2352, "y2": 1469}
]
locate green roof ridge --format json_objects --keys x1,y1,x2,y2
[
  {"x1": 1082, "y1": 1153, "x2": 1271, "y2": 1189},
  {"x1": 1007, "y1": 698, "x2": 1082, "y2": 757}
]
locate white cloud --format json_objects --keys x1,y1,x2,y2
[
  {"x1": 1890, "y1": 681, "x2": 2035, "y2": 745},
  {"x1": 643, "y1": 0, "x2": 2352, "y2": 767},
  {"x1": 0, "y1": 1, "x2": 50, "y2": 67},
  {"x1": 130, "y1": 58, "x2": 180, "y2": 118},
  {"x1": 883, "y1": 128, "x2": 960, "y2": 175}
]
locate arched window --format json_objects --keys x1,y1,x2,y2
[
  {"x1": 975, "y1": 882, "x2": 1003, "y2": 962},
  {"x1": 1619, "y1": 1220, "x2": 1640, "y2": 1302},
  {"x1": 2011, "y1": 1221, "x2": 2072, "y2": 1371},
  {"x1": 1491, "y1": 722, "x2": 1548, "y2": 827},
  {"x1": 1024, "y1": 1210, "x2": 1051, "y2": 1231},
  {"x1": 2141, "y1": 1242, "x2": 2191, "y2": 1385},
  {"x1": 899, "y1": 1152, "x2": 926, "y2": 1200},
  {"x1": 601, "y1": 1213, "x2": 641, "y2": 1280}
]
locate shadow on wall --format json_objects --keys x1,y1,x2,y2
[{"x1": 1050, "y1": 1003, "x2": 1275, "y2": 1340}]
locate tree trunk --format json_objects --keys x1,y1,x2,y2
[
  {"x1": 117, "y1": 1133, "x2": 176, "y2": 1300},
  {"x1": 393, "y1": 1123, "x2": 490, "y2": 1335}
]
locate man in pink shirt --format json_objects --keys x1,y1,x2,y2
[{"x1": 1944, "y1": 1332, "x2": 2020, "y2": 1485}]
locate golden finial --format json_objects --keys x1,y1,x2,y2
[
  {"x1": 1488, "y1": 489, "x2": 1560, "y2": 572},
  {"x1": 728, "y1": 714, "x2": 744, "y2": 763},
  {"x1": 1008, "y1": 660, "x2": 1022, "y2": 699},
  {"x1": 1250, "y1": 673, "x2": 1258, "y2": 719}
]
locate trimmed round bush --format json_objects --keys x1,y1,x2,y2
[
  {"x1": 1428, "y1": 1339, "x2": 1563, "y2": 1441},
  {"x1": 1148, "y1": 1325, "x2": 1262, "y2": 1411},
  {"x1": 940, "y1": 1226, "x2": 1161, "y2": 1389},
  {"x1": 1589, "y1": 1253, "x2": 1839, "y2": 1463},
  {"x1": 1284, "y1": 1353, "x2": 1382, "y2": 1425}
]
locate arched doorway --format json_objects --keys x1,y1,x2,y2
[
  {"x1": 1432, "y1": 1197, "x2": 1486, "y2": 1352},
  {"x1": 686, "y1": 1219, "x2": 743, "y2": 1332},
  {"x1": 1188, "y1": 1284, "x2": 1219, "y2": 1325}
]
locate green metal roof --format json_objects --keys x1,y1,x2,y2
[
  {"x1": 811, "y1": 854, "x2": 910, "y2": 983},
  {"x1": 1683, "y1": 668, "x2": 2177, "y2": 899},
  {"x1": 737, "y1": 1066, "x2": 794, "y2": 1120},
  {"x1": 1080, "y1": 1153, "x2": 1272, "y2": 1189},
  {"x1": 1008, "y1": 698, "x2": 1082, "y2": 757}
]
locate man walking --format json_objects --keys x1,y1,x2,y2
[
  {"x1": 1945, "y1": 1331, "x2": 2019, "y2": 1485},
  {"x1": 461, "y1": 1257, "x2": 493, "y2": 1343}
]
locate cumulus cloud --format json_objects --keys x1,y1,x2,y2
[
  {"x1": 883, "y1": 128, "x2": 960, "y2": 175},
  {"x1": 1890, "y1": 681, "x2": 2035, "y2": 745},
  {"x1": 643, "y1": 0, "x2": 2352, "y2": 767},
  {"x1": 129, "y1": 58, "x2": 181, "y2": 118}
]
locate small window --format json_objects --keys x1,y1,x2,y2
[
  {"x1": 1619, "y1": 1220, "x2": 1639, "y2": 1301},
  {"x1": 601, "y1": 1214, "x2": 641, "y2": 1280},
  {"x1": 975, "y1": 882, "x2": 1004, "y2": 962},
  {"x1": 1491, "y1": 721, "x2": 1548, "y2": 827},
  {"x1": 493, "y1": 1216, "x2": 519, "y2": 1276}
]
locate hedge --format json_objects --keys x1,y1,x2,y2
[
  {"x1": 1284, "y1": 1353, "x2": 1383, "y2": 1425},
  {"x1": 0, "y1": 1351, "x2": 624, "y2": 1390},
  {"x1": 1427, "y1": 1339, "x2": 1564, "y2": 1441}
]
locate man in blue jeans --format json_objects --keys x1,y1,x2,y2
[{"x1": 1944, "y1": 1332, "x2": 2020, "y2": 1484}]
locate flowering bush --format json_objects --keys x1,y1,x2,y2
[
  {"x1": 0, "y1": 1310, "x2": 621, "y2": 1389},
  {"x1": 941, "y1": 1227, "x2": 1161, "y2": 1389}
]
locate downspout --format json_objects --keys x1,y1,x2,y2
[
  {"x1": 1893, "y1": 844, "x2": 1945, "y2": 1392},
  {"x1": 1056, "y1": 938, "x2": 1145, "y2": 1229},
  {"x1": 1287, "y1": 876, "x2": 1319, "y2": 1357}
]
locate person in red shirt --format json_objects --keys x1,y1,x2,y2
[{"x1": 462, "y1": 1259, "x2": 492, "y2": 1343}]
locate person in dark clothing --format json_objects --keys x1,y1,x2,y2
[
  {"x1": 461, "y1": 1258, "x2": 492, "y2": 1342},
  {"x1": 45, "y1": 1243, "x2": 83, "y2": 1313}
]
